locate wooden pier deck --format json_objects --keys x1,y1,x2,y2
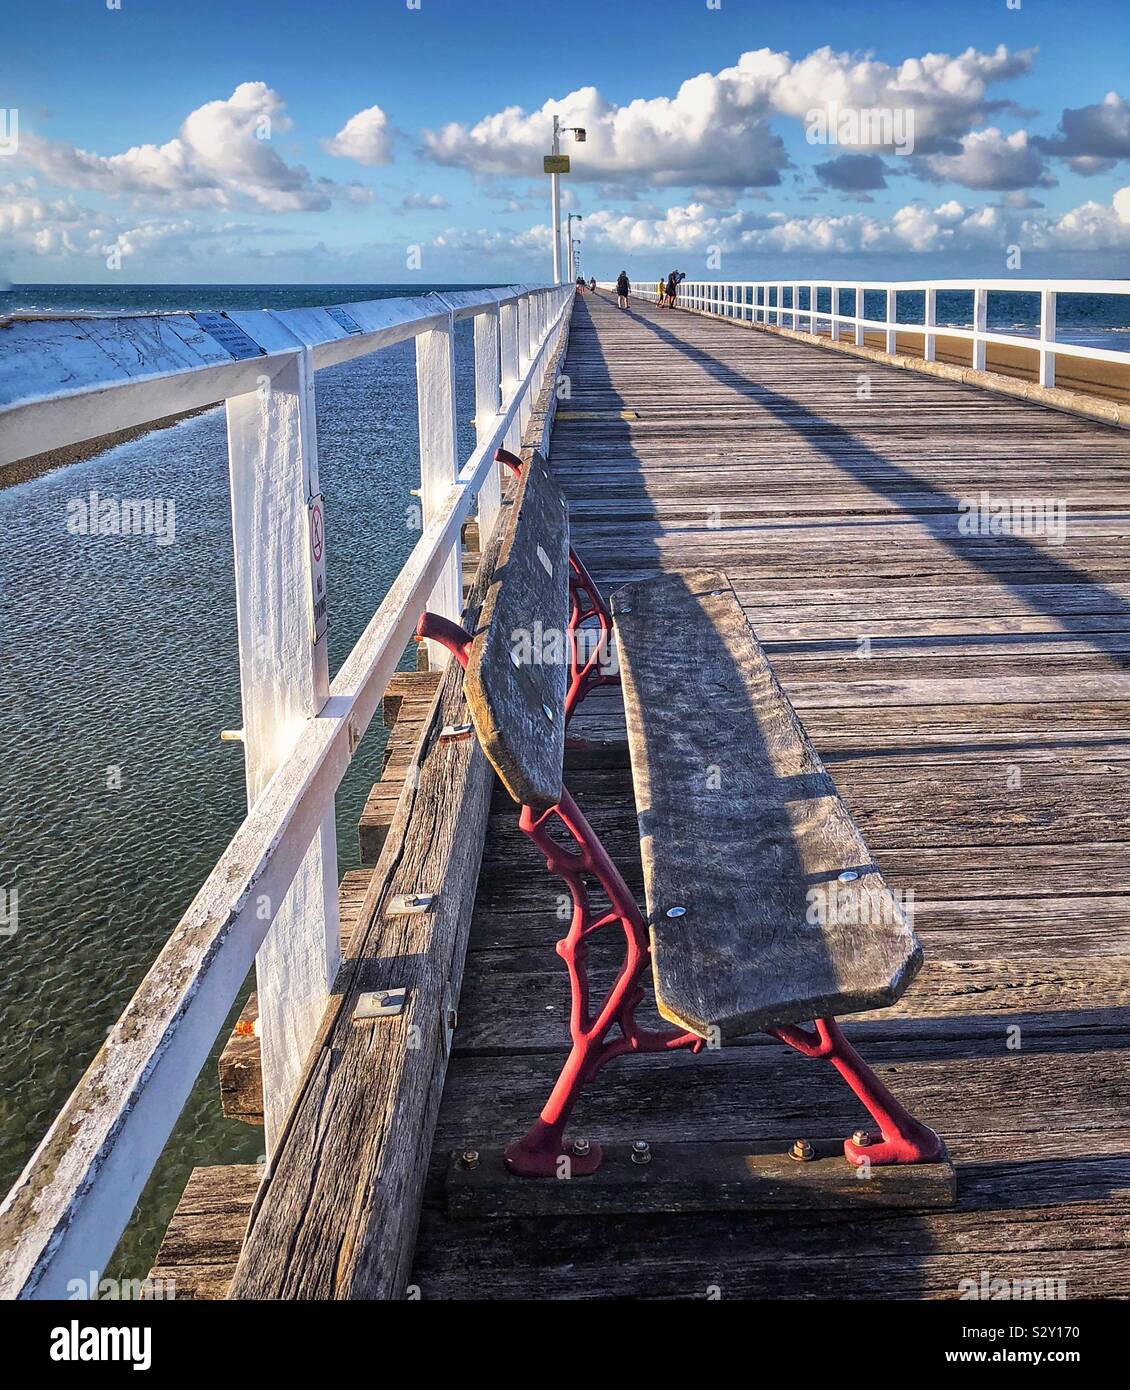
[{"x1": 409, "y1": 290, "x2": 1130, "y2": 1299}]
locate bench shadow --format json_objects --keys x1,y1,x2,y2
[{"x1": 516, "y1": 288, "x2": 1130, "y2": 1300}]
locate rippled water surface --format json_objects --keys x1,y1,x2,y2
[{"x1": 0, "y1": 286, "x2": 479, "y2": 1278}]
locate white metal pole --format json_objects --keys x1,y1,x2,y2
[{"x1": 551, "y1": 116, "x2": 562, "y2": 284}]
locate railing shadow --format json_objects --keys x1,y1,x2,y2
[
  {"x1": 623, "y1": 303, "x2": 1130, "y2": 665},
  {"x1": 524, "y1": 287, "x2": 1130, "y2": 1301}
]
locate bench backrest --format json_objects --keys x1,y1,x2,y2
[
  {"x1": 463, "y1": 450, "x2": 571, "y2": 812},
  {"x1": 612, "y1": 569, "x2": 922, "y2": 1038}
]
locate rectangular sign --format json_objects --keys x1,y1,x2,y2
[
  {"x1": 326, "y1": 305, "x2": 362, "y2": 335},
  {"x1": 191, "y1": 312, "x2": 265, "y2": 361},
  {"x1": 543, "y1": 154, "x2": 570, "y2": 174}
]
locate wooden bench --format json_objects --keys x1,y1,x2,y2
[{"x1": 420, "y1": 447, "x2": 954, "y2": 1211}]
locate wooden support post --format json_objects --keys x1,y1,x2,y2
[
  {"x1": 226, "y1": 348, "x2": 340, "y2": 1153},
  {"x1": 473, "y1": 306, "x2": 502, "y2": 545},
  {"x1": 1040, "y1": 288, "x2": 1057, "y2": 388},
  {"x1": 416, "y1": 315, "x2": 462, "y2": 668},
  {"x1": 924, "y1": 286, "x2": 937, "y2": 363},
  {"x1": 973, "y1": 286, "x2": 988, "y2": 372},
  {"x1": 885, "y1": 287, "x2": 897, "y2": 355}
]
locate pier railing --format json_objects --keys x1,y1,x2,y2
[
  {"x1": 605, "y1": 277, "x2": 1130, "y2": 401},
  {"x1": 0, "y1": 281, "x2": 574, "y2": 1298}
]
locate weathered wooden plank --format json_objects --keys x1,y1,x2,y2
[
  {"x1": 147, "y1": 1166, "x2": 259, "y2": 1302},
  {"x1": 613, "y1": 569, "x2": 920, "y2": 1038},
  {"x1": 444, "y1": 1139, "x2": 956, "y2": 1218},
  {"x1": 463, "y1": 450, "x2": 571, "y2": 811}
]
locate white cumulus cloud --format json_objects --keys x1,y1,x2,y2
[
  {"x1": 419, "y1": 44, "x2": 1035, "y2": 190},
  {"x1": 323, "y1": 105, "x2": 394, "y2": 167},
  {"x1": 917, "y1": 128, "x2": 1054, "y2": 190},
  {"x1": 16, "y1": 82, "x2": 363, "y2": 211}
]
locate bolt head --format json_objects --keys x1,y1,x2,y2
[
  {"x1": 571, "y1": 1138, "x2": 591, "y2": 1157},
  {"x1": 789, "y1": 1138, "x2": 815, "y2": 1162},
  {"x1": 630, "y1": 1140, "x2": 652, "y2": 1165},
  {"x1": 851, "y1": 1129, "x2": 872, "y2": 1148},
  {"x1": 460, "y1": 1149, "x2": 480, "y2": 1170}
]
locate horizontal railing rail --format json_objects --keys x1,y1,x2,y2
[
  {"x1": 0, "y1": 280, "x2": 574, "y2": 1299},
  {"x1": 599, "y1": 277, "x2": 1130, "y2": 391}
]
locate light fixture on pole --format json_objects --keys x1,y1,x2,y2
[
  {"x1": 545, "y1": 117, "x2": 585, "y2": 284},
  {"x1": 566, "y1": 213, "x2": 583, "y2": 280}
]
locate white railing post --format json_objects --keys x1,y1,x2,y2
[
  {"x1": 973, "y1": 286, "x2": 988, "y2": 372},
  {"x1": 416, "y1": 311, "x2": 463, "y2": 665},
  {"x1": 809, "y1": 283, "x2": 818, "y2": 335},
  {"x1": 474, "y1": 304, "x2": 503, "y2": 544},
  {"x1": 226, "y1": 348, "x2": 340, "y2": 1152},
  {"x1": 924, "y1": 287, "x2": 937, "y2": 362},
  {"x1": 885, "y1": 288, "x2": 897, "y2": 355},
  {"x1": 854, "y1": 286, "x2": 865, "y2": 346},
  {"x1": 1040, "y1": 289, "x2": 1057, "y2": 388},
  {"x1": 499, "y1": 297, "x2": 521, "y2": 455},
  {"x1": 517, "y1": 293, "x2": 533, "y2": 437}
]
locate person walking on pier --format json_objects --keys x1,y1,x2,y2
[
  {"x1": 615, "y1": 270, "x2": 630, "y2": 310},
  {"x1": 656, "y1": 276, "x2": 666, "y2": 307},
  {"x1": 588, "y1": 276, "x2": 596, "y2": 292}
]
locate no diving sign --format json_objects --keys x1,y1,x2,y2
[{"x1": 308, "y1": 494, "x2": 328, "y2": 642}]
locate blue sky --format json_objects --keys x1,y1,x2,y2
[{"x1": 3, "y1": 0, "x2": 1130, "y2": 283}]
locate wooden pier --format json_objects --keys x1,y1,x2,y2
[
  {"x1": 407, "y1": 292, "x2": 1130, "y2": 1298},
  {"x1": 7, "y1": 279, "x2": 1130, "y2": 1303},
  {"x1": 160, "y1": 289, "x2": 1130, "y2": 1300}
]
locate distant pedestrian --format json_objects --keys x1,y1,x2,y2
[
  {"x1": 588, "y1": 276, "x2": 596, "y2": 292},
  {"x1": 665, "y1": 271, "x2": 678, "y2": 307},
  {"x1": 615, "y1": 271, "x2": 630, "y2": 310},
  {"x1": 656, "y1": 276, "x2": 666, "y2": 307}
]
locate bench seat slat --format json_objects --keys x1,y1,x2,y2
[
  {"x1": 463, "y1": 452, "x2": 572, "y2": 812},
  {"x1": 612, "y1": 569, "x2": 922, "y2": 1040}
]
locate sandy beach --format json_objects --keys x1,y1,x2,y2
[{"x1": 0, "y1": 404, "x2": 218, "y2": 490}]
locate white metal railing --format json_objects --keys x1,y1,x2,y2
[
  {"x1": 0, "y1": 281, "x2": 574, "y2": 1298},
  {"x1": 600, "y1": 278, "x2": 1130, "y2": 390}
]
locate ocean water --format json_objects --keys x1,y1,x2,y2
[
  {"x1": 758, "y1": 286, "x2": 1130, "y2": 352},
  {"x1": 0, "y1": 284, "x2": 485, "y2": 1282}
]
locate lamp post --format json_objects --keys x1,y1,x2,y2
[
  {"x1": 547, "y1": 117, "x2": 585, "y2": 284},
  {"x1": 566, "y1": 213, "x2": 583, "y2": 280}
]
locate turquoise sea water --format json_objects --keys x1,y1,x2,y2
[{"x1": 0, "y1": 284, "x2": 484, "y2": 1280}]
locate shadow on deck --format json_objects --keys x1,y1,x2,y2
[{"x1": 410, "y1": 291, "x2": 1130, "y2": 1299}]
